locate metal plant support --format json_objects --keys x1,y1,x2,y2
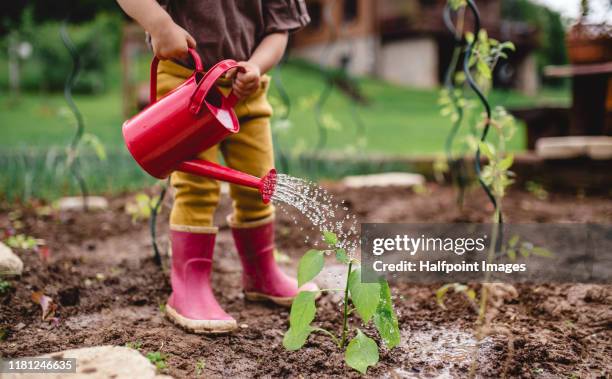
[
  {"x1": 442, "y1": 4, "x2": 469, "y2": 207},
  {"x1": 60, "y1": 22, "x2": 89, "y2": 211},
  {"x1": 462, "y1": 0, "x2": 503, "y2": 227},
  {"x1": 150, "y1": 178, "x2": 169, "y2": 266}
]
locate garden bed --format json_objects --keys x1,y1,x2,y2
[{"x1": 1, "y1": 183, "x2": 610, "y2": 378}]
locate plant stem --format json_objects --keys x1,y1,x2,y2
[
  {"x1": 469, "y1": 206, "x2": 500, "y2": 378},
  {"x1": 340, "y1": 260, "x2": 353, "y2": 348}
]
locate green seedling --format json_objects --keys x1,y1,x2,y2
[
  {"x1": 506, "y1": 234, "x2": 553, "y2": 261},
  {"x1": 436, "y1": 283, "x2": 477, "y2": 310},
  {"x1": 283, "y1": 231, "x2": 400, "y2": 374},
  {"x1": 439, "y1": 2, "x2": 522, "y2": 377},
  {"x1": 0, "y1": 280, "x2": 12, "y2": 295},
  {"x1": 125, "y1": 341, "x2": 142, "y2": 350},
  {"x1": 195, "y1": 359, "x2": 206, "y2": 376},
  {"x1": 146, "y1": 351, "x2": 167, "y2": 372},
  {"x1": 125, "y1": 193, "x2": 161, "y2": 222},
  {"x1": 5, "y1": 234, "x2": 42, "y2": 250},
  {"x1": 525, "y1": 181, "x2": 549, "y2": 200}
]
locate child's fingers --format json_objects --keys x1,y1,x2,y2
[
  {"x1": 234, "y1": 79, "x2": 259, "y2": 92},
  {"x1": 225, "y1": 68, "x2": 238, "y2": 80},
  {"x1": 185, "y1": 33, "x2": 196, "y2": 48},
  {"x1": 235, "y1": 73, "x2": 260, "y2": 88},
  {"x1": 233, "y1": 81, "x2": 258, "y2": 98}
]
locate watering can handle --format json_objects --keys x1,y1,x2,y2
[
  {"x1": 149, "y1": 48, "x2": 204, "y2": 105},
  {"x1": 188, "y1": 60, "x2": 246, "y2": 114}
]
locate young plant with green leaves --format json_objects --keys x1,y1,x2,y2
[
  {"x1": 439, "y1": 0, "x2": 516, "y2": 209},
  {"x1": 282, "y1": 231, "x2": 400, "y2": 374},
  {"x1": 145, "y1": 351, "x2": 167, "y2": 372},
  {"x1": 438, "y1": 1, "x2": 523, "y2": 377}
]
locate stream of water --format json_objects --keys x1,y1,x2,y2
[{"x1": 270, "y1": 174, "x2": 360, "y2": 257}]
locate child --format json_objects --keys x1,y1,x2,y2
[{"x1": 116, "y1": 0, "x2": 317, "y2": 334}]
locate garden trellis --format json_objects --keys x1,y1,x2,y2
[{"x1": 60, "y1": 22, "x2": 88, "y2": 210}]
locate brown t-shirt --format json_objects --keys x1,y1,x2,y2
[{"x1": 160, "y1": 0, "x2": 310, "y2": 69}]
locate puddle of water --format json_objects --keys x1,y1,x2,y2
[{"x1": 383, "y1": 325, "x2": 495, "y2": 378}]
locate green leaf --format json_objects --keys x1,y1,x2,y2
[
  {"x1": 501, "y1": 41, "x2": 516, "y2": 51},
  {"x1": 289, "y1": 291, "x2": 317, "y2": 328},
  {"x1": 508, "y1": 234, "x2": 520, "y2": 248},
  {"x1": 298, "y1": 250, "x2": 324, "y2": 287},
  {"x1": 466, "y1": 289, "x2": 477, "y2": 301},
  {"x1": 479, "y1": 141, "x2": 495, "y2": 160},
  {"x1": 283, "y1": 291, "x2": 317, "y2": 351},
  {"x1": 532, "y1": 247, "x2": 553, "y2": 258},
  {"x1": 435, "y1": 284, "x2": 451, "y2": 309},
  {"x1": 348, "y1": 267, "x2": 381, "y2": 323},
  {"x1": 283, "y1": 326, "x2": 313, "y2": 351},
  {"x1": 335, "y1": 248, "x2": 349, "y2": 264},
  {"x1": 465, "y1": 32, "x2": 474, "y2": 44},
  {"x1": 373, "y1": 280, "x2": 401, "y2": 349},
  {"x1": 507, "y1": 248, "x2": 517, "y2": 261},
  {"x1": 519, "y1": 247, "x2": 530, "y2": 258},
  {"x1": 81, "y1": 133, "x2": 107, "y2": 161},
  {"x1": 323, "y1": 231, "x2": 338, "y2": 246},
  {"x1": 345, "y1": 329, "x2": 379, "y2": 374},
  {"x1": 478, "y1": 29, "x2": 489, "y2": 43},
  {"x1": 477, "y1": 59, "x2": 492, "y2": 79},
  {"x1": 498, "y1": 153, "x2": 514, "y2": 171}
]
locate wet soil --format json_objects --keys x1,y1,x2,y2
[{"x1": 1, "y1": 184, "x2": 611, "y2": 378}]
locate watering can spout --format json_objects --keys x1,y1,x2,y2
[{"x1": 178, "y1": 160, "x2": 277, "y2": 204}]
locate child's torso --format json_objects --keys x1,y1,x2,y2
[{"x1": 161, "y1": 0, "x2": 308, "y2": 69}]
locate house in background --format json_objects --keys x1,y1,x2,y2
[{"x1": 290, "y1": 0, "x2": 539, "y2": 95}]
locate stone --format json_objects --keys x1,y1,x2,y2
[
  {"x1": 536, "y1": 136, "x2": 612, "y2": 160},
  {"x1": 0, "y1": 241, "x2": 23, "y2": 276},
  {"x1": 3, "y1": 346, "x2": 172, "y2": 379},
  {"x1": 586, "y1": 138, "x2": 612, "y2": 160},
  {"x1": 57, "y1": 196, "x2": 108, "y2": 212},
  {"x1": 342, "y1": 172, "x2": 425, "y2": 189}
]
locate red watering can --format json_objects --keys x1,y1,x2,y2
[{"x1": 122, "y1": 49, "x2": 276, "y2": 203}]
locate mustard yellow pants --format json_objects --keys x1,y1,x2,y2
[{"x1": 156, "y1": 60, "x2": 275, "y2": 227}]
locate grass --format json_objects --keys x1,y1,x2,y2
[
  {"x1": 0, "y1": 59, "x2": 570, "y2": 200},
  {"x1": 0, "y1": 59, "x2": 570, "y2": 152}
]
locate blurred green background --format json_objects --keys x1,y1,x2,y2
[{"x1": 0, "y1": 1, "x2": 570, "y2": 201}]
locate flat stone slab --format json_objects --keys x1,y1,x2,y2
[
  {"x1": 536, "y1": 136, "x2": 612, "y2": 160},
  {"x1": 3, "y1": 346, "x2": 172, "y2": 379},
  {"x1": 57, "y1": 196, "x2": 109, "y2": 212},
  {"x1": 0, "y1": 241, "x2": 23, "y2": 276},
  {"x1": 342, "y1": 172, "x2": 425, "y2": 188}
]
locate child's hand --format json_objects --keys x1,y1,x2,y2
[
  {"x1": 229, "y1": 62, "x2": 261, "y2": 99},
  {"x1": 150, "y1": 18, "x2": 196, "y2": 60}
]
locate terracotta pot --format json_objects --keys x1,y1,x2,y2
[{"x1": 566, "y1": 23, "x2": 612, "y2": 64}]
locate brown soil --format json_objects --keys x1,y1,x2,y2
[{"x1": 1, "y1": 184, "x2": 611, "y2": 378}]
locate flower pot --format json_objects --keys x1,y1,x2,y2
[{"x1": 566, "y1": 23, "x2": 612, "y2": 64}]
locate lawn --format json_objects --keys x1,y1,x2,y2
[{"x1": 0, "y1": 60, "x2": 570, "y2": 153}]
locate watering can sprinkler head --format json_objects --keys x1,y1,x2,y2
[
  {"x1": 260, "y1": 169, "x2": 277, "y2": 204},
  {"x1": 122, "y1": 49, "x2": 277, "y2": 204}
]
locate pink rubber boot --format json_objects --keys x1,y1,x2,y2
[
  {"x1": 228, "y1": 215, "x2": 319, "y2": 307},
  {"x1": 165, "y1": 226, "x2": 237, "y2": 334}
]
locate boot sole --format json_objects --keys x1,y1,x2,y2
[
  {"x1": 244, "y1": 291, "x2": 322, "y2": 307},
  {"x1": 165, "y1": 304, "x2": 237, "y2": 334}
]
